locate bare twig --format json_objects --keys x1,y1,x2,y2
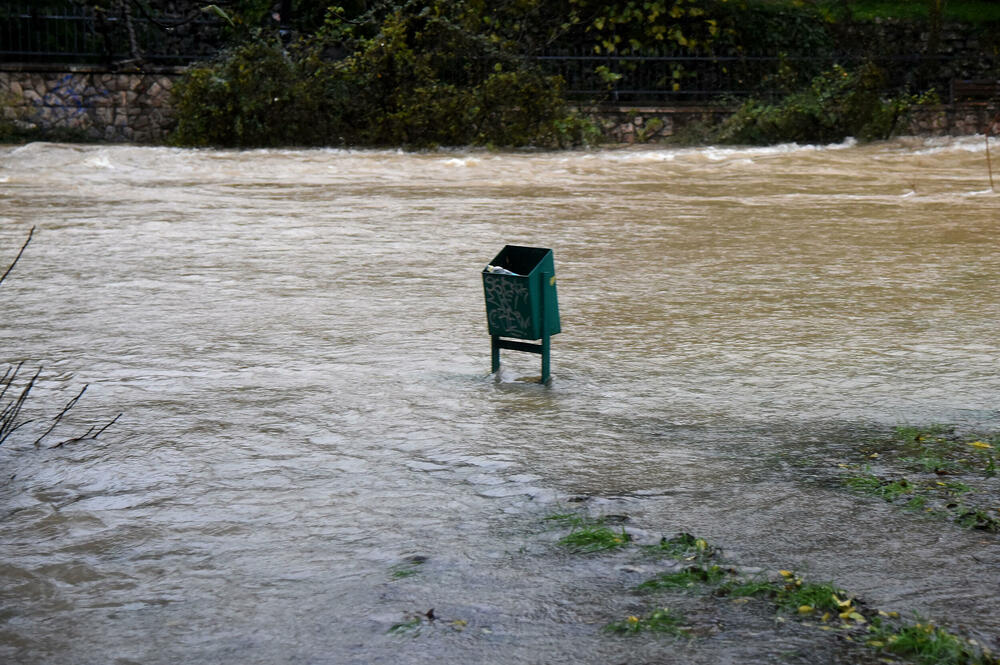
[
  {"x1": 0, "y1": 365, "x2": 42, "y2": 446},
  {"x1": 33, "y1": 384, "x2": 87, "y2": 447},
  {"x1": 2, "y1": 226, "x2": 123, "y2": 451},
  {"x1": 0, "y1": 226, "x2": 34, "y2": 288},
  {"x1": 50, "y1": 413, "x2": 122, "y2": 449}
]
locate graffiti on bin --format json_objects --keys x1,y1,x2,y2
[{"x1": 484, "y1": 274, "x2": 532, "y2": 337}]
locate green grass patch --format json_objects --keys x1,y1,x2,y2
[
  {"x1": 605, "y1": 607, "x2": 690, "y2": 637},
  {"x1": 636, "y1": 565, "x2": 729, "y2": 592},
  {"x1": 558, "y1": 525, "x2": 631, "y2": 553},
  {"x1": 387, "y1": 617, "x2": 423, "y2": 636},
  {"x1": 867, "y1": 617, "x2": 998, "y2": 665},
  {"x1": 717, "y1": 571, "x2": 858, "y2": 619},
  {"x1": 546, "y1": 512, "x2": 633, "y2": 554},
  {"x1": 390, "y1": 555, "x2": 428, "y2": 580},
  {"x1": 717, "y1": 577, "x2": 776, "y2": 599},
  {"x1": 844, "y1": 474, "x2": 915, "y2": 501},
  {"x1": 894, "y1": 424, "x2": 953, "y2": 444},
  {"x1": 540, "y1": 511, "x2": 994, "y2": 661},
  {"x1": 642, "y1": 532, "x2": 716, "y2": 561},
  {"x1": 953, "y1": 505, "x2": 1000, "y2": 532},
  {"x1": 833, "y1": 426, "x2": 1000, "y2": 533}
]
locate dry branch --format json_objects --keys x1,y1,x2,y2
[
  {"x1": 2, "y1": 226, "x2": 123, "y2": 450},
  {"x1": 0, "y1": 226, "x2": 34, "y2": 288}
]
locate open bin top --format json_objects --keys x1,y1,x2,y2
[{"x1": 484, "y1": 245, "x2": 553, "y2": 276}]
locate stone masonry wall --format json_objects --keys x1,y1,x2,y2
[
  {"x1": 593, "y1": 103, "x2": 1000, "y2": 144},
  {"x1": 2, "y1": 65, "x2": 997, "y2": 145},
  {"x1": 0, "y1": 65, "x2": 181, "y2": 143}
]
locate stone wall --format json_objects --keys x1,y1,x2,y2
[
  {"x1": 2, "y1": 65, "x2": 998, "y2": 145},
  {"x1": 593, "y1": 103, "x2": 1000, "y2": 144},
  {"x1": 0, "y1": 65, "x2": 181, "y2": 143}
]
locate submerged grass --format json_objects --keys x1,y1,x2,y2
[
  {"x1": 606, "y1": 607, "x2": 690, "y2": 637},
  {"x1": 636, "y1": 565, "x2": 729, "y2": 592},
  {"x1": 559, "y1": 525, "x2": 631, "y2": 553},
  {"x1": 548, "y1": 513, "x2": 632, "y2": 553},
  {"x1": 642, "y1": 532, "x2": 717, "y2": 562},
  {"x1": 505, "y1": 425, "x2": 999, "y2": 659},
  {"x1": 868, "y1": 617, "x2": 997, "y2": 665},
  {"x1": 836, "y1": 425, "x2": 1000, "y2": 533}
]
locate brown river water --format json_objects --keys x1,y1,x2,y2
[{"x1": 0, "y1": 138, "x2": 998, "y2": 664}]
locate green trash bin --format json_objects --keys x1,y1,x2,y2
[{"x1": 482, "y1": 245, "x2": 560, "y2": 383}]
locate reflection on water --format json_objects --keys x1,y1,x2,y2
[{"x1": 1, "y1": 138, "x2": 998, "y2": 664}]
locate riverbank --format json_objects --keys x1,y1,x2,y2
[{"x1": 2, "y1": 64, "x2": 999, "y2": 146}]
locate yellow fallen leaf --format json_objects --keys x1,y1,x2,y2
[
  {"x1": 821, "y1": 612, "x2": 831, "y2": 622},
  {"x1": 779, "y1": 570, "x2": 794, "y2": 578},
  {"x1": 848, "y1": 612, "x2": 866, "y2": 623},
  {"x1": 869, "y1": 453, "x2": 880, "y2": 459},
  {"x1": 969, "y1": 441, "x2": 993, "y2": 449},
  {"x1": 695, "y1": 539, "x2": 708, "y2": 551},
  {"x1": 626, "y1": 616, "x2": 640, "y2": 624},
  {"x1": 798, "y1": 605, "x2": 814, "y2": 614},
  {"x1": 832, "y1": 594, "x2": 852, "y2": 608}
]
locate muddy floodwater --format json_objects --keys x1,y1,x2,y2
[{"x1": 1, "y1": 138, "x2": 998, "y2": 664}]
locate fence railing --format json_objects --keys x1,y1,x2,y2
[
  {"x1": 0, "y1": 3, "x2": 224, "y2": 65},
  {"x1": 3, "y1": 6, "x2": 998, "y2": 103},
  {"x1": 531, "y1": 49, "x2": 1000, "y2": 105}
]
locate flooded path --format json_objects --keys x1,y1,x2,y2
[{"x1": 1, "y1": 138, "x2": 998, "y2": 664}]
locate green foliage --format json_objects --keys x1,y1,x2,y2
[
  {"x1": 844, "y1": 474, "x2": 915, "y2": 501},
  {"x1": 635, "y1": 565, "x2": 728, "y2": 591},
  {"x1": 867, "y1": 617, "x2": 998, "y2": 665},
  {"x1": 171, "y1": 2, "x2": 596, "y2": 149},
  {"x1": 558, "y1": 525, "x2": 631, "y2": 553},
  {"x1": 172, "y1": 40, "x2": 324, "y2": 147},
  {"x1": 717, "y1": 571, "x2": 855, "y2": 616},
  {"x1": 894, "y1": 424, "x2": 952, "y2": 444},
  {"x1": 643, "y1": 532, "x2": 717, "y2": 561},
  {"x1": 554, "y1": 0, "x2": 830, "y2": 56},
  {"x1": 605, "y1": 607, "x2": 690, "y2": 636},
  {"x1": 811, "y1": 0, "x2": 1000, "y2": 23},
  {"x1": 715, "y1": 62, "x2": 935, "y2": 145}
]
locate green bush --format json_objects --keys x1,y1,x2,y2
[
  {"x1": 714, "y1": 62, "x2": 935, "y2": 145},
  {"x1": 171, "y1": 4, "x2": 597, "y2": 149},
  {"x1": 171, "y1": 40, "x2": 328, "y2": 147}
]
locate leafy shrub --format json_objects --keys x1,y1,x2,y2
[
  {"x1": 714, "y1": 62, "x2": 936, "y2": 145},
  {"x1": 171, "y1": 4, "x2": 596, "y2": 149}
]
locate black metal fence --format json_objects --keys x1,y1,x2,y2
[
  {"x1": 532, "y1": 49, "x2": 1000, "y2": 105},
  {"x1": 3, "y1": 5, "x2": 998, "y2": 103},
  {"x1": 0, "y1": 2, "x2": 225, "y2": 65}
]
